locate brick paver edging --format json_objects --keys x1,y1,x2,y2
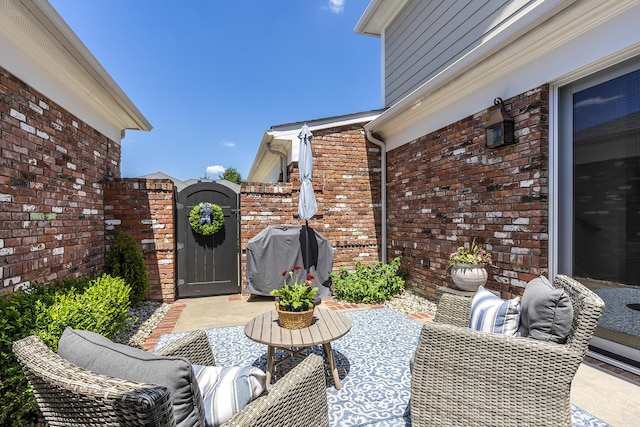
[{"x1": 142, "y1": 301, "x2": 186, "y2": 351}]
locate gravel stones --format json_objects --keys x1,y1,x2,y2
[
  {"x1": 383, "y1": 289, "x2": 438, "y2": 315},
  {"x1": 115, "y1": 301, "x2": 171, "y2": 348}
]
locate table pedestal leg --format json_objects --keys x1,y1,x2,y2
[
  {"x1": 266, "y1": 345, "x2": 275, "y2": 384},
  {"x1": 322, "y1": 342, "x2": 341, "y2": 389}
]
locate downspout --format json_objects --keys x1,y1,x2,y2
[
  {"x1": 366, "y1": 130, "x2": 387, "y2": 264},
  {"x1": 265, "y1": 141, "x2": 288, "y2": 182}
]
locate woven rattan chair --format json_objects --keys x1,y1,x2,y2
[
  {"x1": 13, "y1": 330, "x2": 329, "y2": 427},
  {"x1": 411, "y1": 274, "x2": 604, "y2": 427}
]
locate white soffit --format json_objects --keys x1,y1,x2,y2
[
  {"x1": 248, "y1": 110, "x2": 383, "y2": 183},
  {"x1": 365, "y1": 0, "x2": 640, "y2": 151},
  {"x1": 354, "y1": 0, "x2": 408, "y2": 37},
  {"x1": 0, "y1": 0, "x2": 151, "y2": 142}
]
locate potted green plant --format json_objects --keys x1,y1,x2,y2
[
  {"x1": 448, "y1": 238, "x2": 492, "y2": 291},
  {"x1": 269, "y1": 266, "x2": 319, "y2": 329}
]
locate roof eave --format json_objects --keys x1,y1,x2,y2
[
  {"x1": 248, "y1": 110, "x2": 385, "y2": 182},
  {"x1": 354, "y1": 0, "x2": 409, "y2": 37},
  {"x1": 364, "y1": 0, "x2": 582, "y2": 144},
  {"x1": 0, "y1": 0, "x2": 151, "y2": 140}
]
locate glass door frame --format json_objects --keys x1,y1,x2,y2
[{"x1": 550, "y1": 57, "x2": 640, "y2": 372}]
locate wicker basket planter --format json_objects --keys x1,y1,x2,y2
[{"x1": 275, "y1": 303, "x2": 314, "y2": 329}]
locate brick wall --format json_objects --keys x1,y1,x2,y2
[
  {"x1": 386, "y1": 86, "x2": 549, "y2": 300},
  {"x1": 240, "y1": 181, "x2": 295, "y2": 287},
  {"x1": 104, "y1": 178, "x2": 176, "y2": 302},
  {"x1": 313, "y1": 125, "x2": 382, "y2": 270},
  {"x1": 0, "y1": 66, "x2": 119, "y2": 293},
  {"x1": 240, "y1": 124, "x2": 382, "y2": 291},
  {"x1": 102, "y1": 122, "x2": 384, "y2": 300},
  {"x1": 4, "y1": 59, "x2": 548, "y2": 302}
]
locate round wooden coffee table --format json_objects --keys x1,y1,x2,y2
[{"x1": 244, "y1": 307, "x2": 351, "y2": 389}]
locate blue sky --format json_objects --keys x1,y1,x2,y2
[{"x1": 48, "y1": 0, "x2": 381, "y2": 181}]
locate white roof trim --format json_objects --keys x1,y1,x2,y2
[
  {"x1": 0, "y1": 0, "x2": 151, "y2": 141},
  {"x1": 248, "y1": 110, "x2": 383, "y2": 182},
  {"x1": 354, "y1": 0, "x2": 408, "y2": 38},
  {"x1": 364, "y1": 0, "x2": 640, "y2": 151}
]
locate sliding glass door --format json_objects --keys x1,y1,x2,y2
[{"x1": 558, "y1": 61, "x2": 640, "y2": 367}]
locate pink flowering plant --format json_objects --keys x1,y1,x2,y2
[
  {"x1": 270, "y1": 266, "x2": 318, "y2": 312},
  {"x1": 449, "y1": 238, "x2": 492, "y2": 266}
]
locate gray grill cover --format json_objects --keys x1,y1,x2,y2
[{"x1": 245, "y1": 225, "x2": 333, "y2": 298}]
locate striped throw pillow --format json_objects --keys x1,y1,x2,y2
[
  {"x1": 193, "y1": 364, "x2": 267, "y2": 427},
  {"x1": 468, "y1": 286, "x2": 521, "y2": 336}
]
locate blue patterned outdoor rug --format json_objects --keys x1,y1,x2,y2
[{"x1": 155, "y1": 308, "x2": 609, "y2": 427}]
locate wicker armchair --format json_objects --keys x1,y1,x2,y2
[
  {"x1": 13, "y1": 330, "x2": 329, "y2": 427},
  {"x1": 410, "y1": 275, "x2": 604, "y2": 427}
]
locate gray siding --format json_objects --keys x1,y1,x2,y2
[{"x1": 384, "y1": 0, "x2": 534, "y2": 106}]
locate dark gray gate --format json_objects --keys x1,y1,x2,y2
[{"x1": 177, "y1": 181, "x2": 240, "y2": 297}]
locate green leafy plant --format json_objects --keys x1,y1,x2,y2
[
  {"x1": 331, "y1": 257, "x2": 406, "y2": 303},
  {"x1": 449, "y1": 238, "x2": 492, "y2": 265},
  {"x1": 189, "y1": 202, "x2": 225, "y2": 236},
  {"x1": 270, "y1": 266, "x2": 318, "y2": 312},
  {"x1": 103, "y1": 230, "x2": 149, "y2": 305},
  {"x1": 0, "y1": 275, "x2": 131, "y2": 426},
  {"x1": 35, "y1": 274, "x2": 131, "y2": 351}
]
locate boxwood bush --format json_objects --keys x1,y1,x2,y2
[
  {"x1": 35, "y1": 274, "x2": 131, "y2": 351},
  {"x1": 103, "y1": 230, "x2": 149, "y2": 305},
  {"x1": 331, "y1": 257, "x2": 406, "y2": 303},
  {"x1": 0, "y1": 274, "x2": 131, "y2": 426}
]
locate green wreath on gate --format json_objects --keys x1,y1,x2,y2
[{"x1": 189, "y1": 202, "x2": 224, "y2": 236}]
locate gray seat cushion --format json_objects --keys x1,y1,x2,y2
[
  {"x1": 519, "y1": 276, "x2": 574, "y2": 343},
  {"x1": 58, "y1": 327, "x2": 205, "y2": 427}
]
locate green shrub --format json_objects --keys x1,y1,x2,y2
[
  {"x1": 331, "y1": 257, "x2": 406, "y2": 303},
  {"x1": 35, "y1": 274, "x2": 131, "y2": 351},
  {"x1": 0, "y1": 294, "x2": 40, "y2": 427},
  {"x1": 103, "y1": 230, "x2": 149, "y2": 305},
  {"x1": 0, "y1": 279, "x2": 87, "y2": 426},
  {"x1": 0, "y1": 274, "x2": 132, "y2": 425}
]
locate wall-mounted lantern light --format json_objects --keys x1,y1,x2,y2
[{"x1": 484, "y1": 97, "x2": 514, "y2": 149}]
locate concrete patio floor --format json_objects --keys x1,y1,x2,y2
[{"x1": 143, "y1": 294, "x2": 640, "y2": 427}]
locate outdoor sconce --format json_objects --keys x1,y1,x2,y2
[{"x1": 484, "y1": 97, "x2": 514, "y2": 149}]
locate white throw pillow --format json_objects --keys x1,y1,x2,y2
[
  {"x1": 193, "y1": 364, "x2": 267, "y2": 427},
  {"x1": 469, "y1": 286, "x2": 521, "y2": 336}
]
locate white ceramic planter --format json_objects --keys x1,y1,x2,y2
[{"x1": 450, "y1": 264, "x2": 488, "y2": 291}]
